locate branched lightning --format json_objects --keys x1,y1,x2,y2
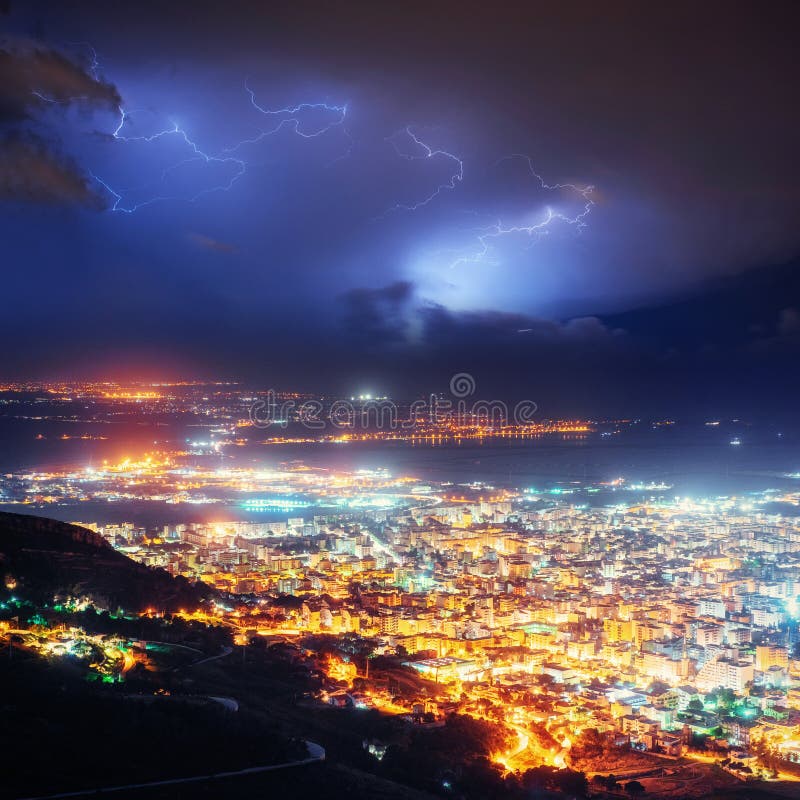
[
  {"x1": 377, "y1": 126, "x2": 464, "y2": 217},
  {"x1": 92, "y1": 82, "x2": 349, "y2": 213},
  {"x1": 89, "y1": 106, "x2": 247, "y2": 213},
  {"x1": 31, "y1": 89, "x2": 89, "y2": 105},
  {"x1": 29, "y1": 43, "x2": 593, "y2": 239},
  {"x1": 223, "y1": 81, "x2": 348, "y2": 149},
  {"x1": 69, "y1": 41, "x2": 101, "y2": 80},
  {"x1": 499, "y1": 153, "x2": 595, "y2": 223},
  {"x1": 443, "y1": 154, "x2": 595, "y2": 268}
]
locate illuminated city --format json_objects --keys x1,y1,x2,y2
[
  {"x1": 3, "y1": 2, "x2": 800, "y2": 799},
  {"x1": 2, "y1": 381, "x2": 800, "y2": 798}
]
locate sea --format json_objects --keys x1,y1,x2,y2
[{"x1": 1, "y1": 414, "x2": 799, "y2": 527}]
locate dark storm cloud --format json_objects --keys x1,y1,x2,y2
[
  {"x1": 604, "y1": 261, "x2": 800, "y2": 354},
  {"x1": 408, "y1": 305, "x2": 633, "y2": 397},
  {"x1": 341, "y1": 281, "x2": 414, "y2": 345},
  {"x1": 340, "y1": 280, "x2": 626, "y2": 356},
  {"x1": 0, "y1": 40, "x2": 119, "y2": 123},
  {"x1": 335, "y1": 282, "x2": 633, "y2": 399},
  {"x1": 0, "y1": 131, "x2": 104, "y2": 207},
  {"x1": 417, "y1": 307, "x2": 623, "y2": 351},
  {"x1": 0, "y1": 39, "x2": 119, "y2": 207}
]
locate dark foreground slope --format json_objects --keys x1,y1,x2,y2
[{"x1": 0, "y1": 511, "x2": 212, "y2": 612}]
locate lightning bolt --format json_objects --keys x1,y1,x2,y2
[
  {"x1": 444, "y1": 154, "x2": 595, "y2": 269},
  {"x1": 224, "y1": 81, "x2": 348, "y2": 149},
  {"x1": 92, "y1": 82, "x2": 349, "y2": 213},
  {"x1": 31, "y1": 90, "x2": 88, "y2": 105},
  {"x1": 69, "y1": 41, "x2": 101, "y2": 80},
  {"x1": 89, "y1": 106, "x2": 247, "y2": 213},
  {"x1": 500, "y1": 153, "x2": 595, "y2": 222},
  {"x1": 29, "y1": 43, "x2": 591, "y2": 237},
  {"x1": 377, "y1": 126, "x2": 464, "y2": 217}
]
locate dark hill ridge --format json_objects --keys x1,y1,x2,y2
[{"x1": 0, "y1": 511, "x2": 213, "y2": 612}]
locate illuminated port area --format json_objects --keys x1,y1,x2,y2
[{"x1": 0, "y1": 455, "x2": 417, "y2": 508}]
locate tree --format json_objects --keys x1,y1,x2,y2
[
  {"x1": 708, "y1": 688, "x2": 736, "y2": 711},
  {"x1": 523, "y1": 767, "x2": 588, "y2": 797},
  {"x1": 625, "y1": 779, "x2": 645, "y2": 795}
]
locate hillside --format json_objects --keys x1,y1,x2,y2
[{"x1": 0, "y1": 511, "x2": 213, "y2": 612}]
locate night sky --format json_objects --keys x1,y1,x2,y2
[{"x1": 2, "y1": 1, "x2": 800, "y2": 417}]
